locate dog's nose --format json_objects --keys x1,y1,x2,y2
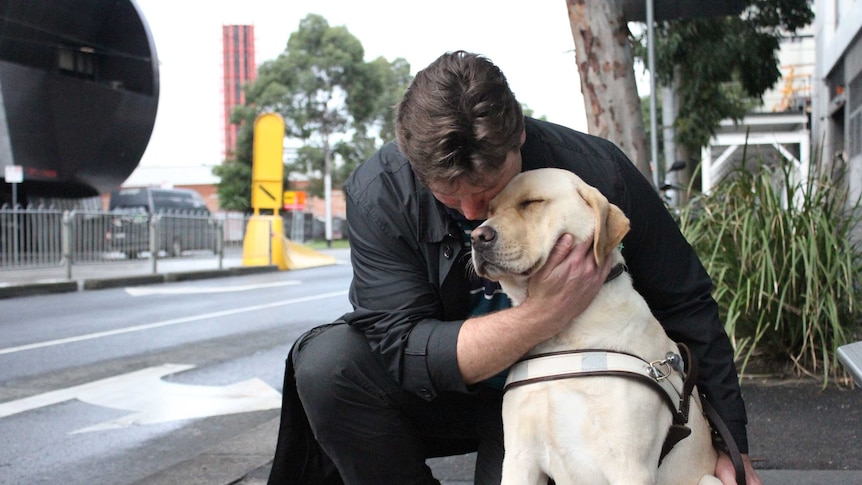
[{"x1": 470, "y1": 226, "x2": 497, "y2": 249}]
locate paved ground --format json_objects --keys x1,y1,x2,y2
[
  {"x1": 159, "y1": 373, "x2": 862, "y2": 485},
  {"x1": 4, "y1": 256, "x2": 861, "y2": 484},
  {"x1": 418, "y1": 364, "x2": 862, "y2": 485}
]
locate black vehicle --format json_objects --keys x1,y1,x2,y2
[{"x1": 106, "y1": 187, "x2": 218, "y2": 259}]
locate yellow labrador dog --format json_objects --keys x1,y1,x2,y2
[{"x1": 471, "y1": 168, "x2": 720, "y2": 485}]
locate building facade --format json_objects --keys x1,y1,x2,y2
[
  {"x1": 813, "y1": 0, "x2": 862, "y2": 205},
  {"x1": 700, "y1": 22, "x2": 815, "y2": 198},
  {"x1": 222, "y1": 24, "x2": 256, "y2": 159}
]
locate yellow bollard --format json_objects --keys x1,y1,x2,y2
[
  {"x1": 242, "y1": 215, "x2": 337, "y2": 270},
  {"x1": 280, "y1": 234, "x2": 337, "y2": 270},
  {"x1": 242, "y1": 215, "x2": 286, "y2": 269}
]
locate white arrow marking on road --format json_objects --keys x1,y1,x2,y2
[
  {"x1": 124, "y1": 280, "x2": 301, "y2": 296},
  {"x1": 0, "y1": 364, "x2": 282, "y2": 434}
]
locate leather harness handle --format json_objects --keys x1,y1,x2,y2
[{"x1": 702, "y1": 397, "x2": 747, "y2": 485}]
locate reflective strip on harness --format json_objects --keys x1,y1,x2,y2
[{"x1": 504, "y1": 350, "x2": 685, "y2": 419}]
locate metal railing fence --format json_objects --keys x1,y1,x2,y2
[
  {"x1": 0, "y1": 207, "x2": 240, "y2": 272},
  {"x1": 0, "y1": 206, "x2": 342, "y2": 276},
  {"x1": 0, "y1": 207, "x2": 66, "y2": 267}
]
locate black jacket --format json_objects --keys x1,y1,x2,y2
[{"x1": 340, "y1": 117, "x2": 749, "y2": 451}]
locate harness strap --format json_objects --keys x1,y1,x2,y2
[
  {"x1": 505, "y1": 346, "x2": 709, "y2": 465},
  {"x1": 504, "y1": 349, "x2": 688, "y2": 424},
  {"x1": 677, "y1": 343, "x2": 697, "y2": 423},
  {"x1": 658, "y1": 343, "x2": 698, "y2": 464},
  {"x1": 702, "y1": 397, "x2": 747, "y2": 485},
  {"x1": 660, "y1": 424, "x2": 692, "y2": 464}
]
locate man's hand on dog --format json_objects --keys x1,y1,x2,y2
[
  {"x1": 526, "y1": 233, "x2": 613, "y2": 331},
  {"x1": 716, "y1": 452, "x2": 762, "y2": 485}
]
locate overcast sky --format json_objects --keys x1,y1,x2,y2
[{"x1": 131, "y1": 0, "x2": 601, "y2": 184}]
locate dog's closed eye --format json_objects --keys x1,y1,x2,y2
[{"x1": 519, "y1": 199, "x2": 544, "y2": 209}]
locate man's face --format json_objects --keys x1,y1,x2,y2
[{"x1": 428, "y1": 149, "x2": 523, "y2": 221}]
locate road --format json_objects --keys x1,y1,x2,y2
[
  {"x1": 3, "y1": 250, "x2": 862, "y2": 485},
  {"x1": 0, "y1": 258, "x2": 353, "y2": 485}
]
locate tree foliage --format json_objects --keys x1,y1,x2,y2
[
  {"x1": 634, "y1": 0, "x2": 813, "y2": 154},
  {"x1": 215, "y1": 14, "x2": 411, "y2": 210}
]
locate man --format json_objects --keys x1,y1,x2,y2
[{"x1": 268, "y1": 50, "x2": 761, "y2": 485}]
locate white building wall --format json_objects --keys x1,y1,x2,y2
[
  {"x1": 759, "y1": 26, "x2": 815, "y2": 113},
  {"x1": 814, "y1": 0, "x2": 862, "y2": 206}
]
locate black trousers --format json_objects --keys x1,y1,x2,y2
[{"x1": 267, "y1": 323, "x2": 505, "y2": 485}]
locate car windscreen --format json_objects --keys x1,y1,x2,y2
[{"x1": 109, "y1": 189, "x2": 149, "y2": 211}]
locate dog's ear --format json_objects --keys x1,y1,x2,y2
[{"x1": 576, "y1": 183, "x2": 631, "y2": 266}]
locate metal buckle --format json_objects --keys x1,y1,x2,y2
[{"x1": 648, "y1": 352, "x2": 684, "y2": 381}]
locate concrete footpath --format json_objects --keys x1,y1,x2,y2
[
  {"x1": 130, "y1": 379, "x2": 862, "y2": 485},
  {"x1": 0, "y1": 250, "x2": 282, "y2": 298},
  {"x1": 2, "y1": 253, "x2": 861, "y2": 484}
]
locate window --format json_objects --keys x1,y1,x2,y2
[
  {"x1": 848, "y1": 72, "x2": 862, "y2": 157},
  {"x1": 58, "y1": 46, "x2": 96, "y2": 79}
]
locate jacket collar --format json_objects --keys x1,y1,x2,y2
[{"x1": 416, "y1": 183, "x2": 455, "y2": 244}]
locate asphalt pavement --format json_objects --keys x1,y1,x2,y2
[{"x1": 2, "y1": 253, "x2": 861, "y2": 484}]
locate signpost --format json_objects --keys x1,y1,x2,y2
[
  {"x1": 283, "y1": 190, "x2": 307, "y2": 211},
  {"x1": 284, "y1": 190, "x2": 307, "y2": 242},
  {"x1": 5, "y1": 164, "x2": 22, "y2": 208},
  {"x1": 4, "y1": 165, "x2": 22, "y2": 262}
]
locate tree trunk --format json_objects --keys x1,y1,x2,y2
[{"x1": 566, "y1": 0, "x2": 652, "y2": 182}]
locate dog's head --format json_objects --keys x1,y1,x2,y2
[{"x1": 470, "y1": 168, "x2": 630, "y2": 287}]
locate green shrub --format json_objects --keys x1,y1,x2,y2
[{"x1": 678, "y1": 159, "x2": 862, "y2": 384}]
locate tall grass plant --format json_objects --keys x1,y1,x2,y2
[{"x1": 678, "y1": 158, "x2": 862, "y2": 385}]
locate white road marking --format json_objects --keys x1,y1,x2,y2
[
  {"x1": 0, "y1": 363, "x2": 282, "y2": 433},
  {"x1": 124, "y1": 280, "x2": 301, "y2": 296},
  {"x1": 0, "y1": 290, "x2": 348, "y2": 355}
]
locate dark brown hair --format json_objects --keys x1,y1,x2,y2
[{"x1": 395, "y1": 51, "x2": 524, "y2": 187}]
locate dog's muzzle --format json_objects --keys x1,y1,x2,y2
[
  {"x1": 470, "y1": 225, "x2": 496, "y2": 251},
  {"x1": 470, "y1": 225, "x2": 497, "y2": 276}
]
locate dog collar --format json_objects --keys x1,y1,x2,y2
[{"x1": 604, "y1": 263, "x2": 628, "y2": 283}]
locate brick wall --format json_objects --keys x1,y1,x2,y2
[{"x1": 105, "y1": 183, "x2": 347, "y2": 220}]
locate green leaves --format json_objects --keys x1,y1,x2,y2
[
  {"x1": 678, "y1": 158, "x2": 862, "y2": 385},
  {"x1": 636, "y1": 0, "x2": 812, "y2": 154},
  {"x1": 216, "y1": 14, "x2": 412, "y2": 210}
]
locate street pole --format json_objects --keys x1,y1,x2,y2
[
  {"x1": 323, "y1": 137, "x2": 332, "y2": 249},
  {"x1": 647, "y1": 0, "x2": 661, "y2": 190}
]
